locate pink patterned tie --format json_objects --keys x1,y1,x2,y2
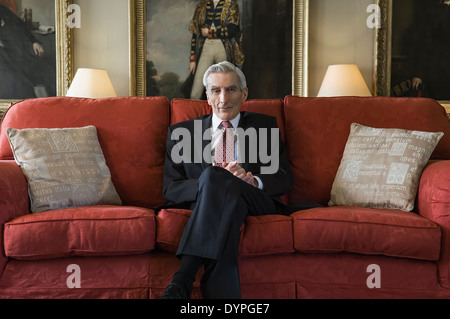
[{"x1": 214, "y1": 121, "x2": 234, "y2": 165}]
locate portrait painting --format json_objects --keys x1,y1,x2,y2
[
  {"x1": 0, "y1": 0, "x2": 57, "y2": 100},
  {"x1": 145, "y1": 0, "x2": 293, "y2": 100},
  {"x1": 387, "y1": 0, "x2": 450, "y2": 100}
]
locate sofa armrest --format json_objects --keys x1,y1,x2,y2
[
  {"x1": 0, "y1": 160, "x2": 30, "y2": 276},
  {"x1": 417, "y1": 160, "x2": 450, "y2": 288}
]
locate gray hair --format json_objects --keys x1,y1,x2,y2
[{"x1": 203, "y1": 61, "x2": 247, "y2": 91}]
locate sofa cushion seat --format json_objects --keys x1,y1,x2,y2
[
  {"x1": 155, "y1": 208, "x2": 191, "y2": 253},
  {"x1": 239, "y1": 214, "x2": 295, "y2": 257},
  {"x1": 156, "y1": 208, "x2": 294, "y2": 256},
  {"x1": 292, "y1": 206, "x2": 441, "y2": 261},
  {"x1": 4, "y1": 205, "x2": 156, "y2": 260}
]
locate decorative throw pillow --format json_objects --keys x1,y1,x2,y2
[
  {"x1": 7, "y1": 126, "x2": 122, "y2": 213},
  {"x1": 329, "y1": 123, "x2": 444, "y2": 211}
]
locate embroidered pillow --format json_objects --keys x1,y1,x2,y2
[
  {"x1": 7, "y1": 126, "x2": 122, "y2": 213},
  {"x1": 329, "y1": 123, "x2": 443, "y2": 211}
]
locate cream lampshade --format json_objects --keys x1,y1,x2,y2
[
  {"x1": 317, "y1": 64, "x2": 372, "y2": 97},
  {"x1": 66, "y1": 68, "x2": 117, "y2": 98}
]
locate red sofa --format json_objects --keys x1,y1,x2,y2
[{"x1": 0, "y1": 95, "x2": 449, "y2": 299}]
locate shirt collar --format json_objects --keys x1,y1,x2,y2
[{"x1": 212, "y1": 113, "x2": 240, "y2": 130}]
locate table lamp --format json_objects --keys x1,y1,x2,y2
[
  {"x1": 66, "y1": 68, "x2": 117, "y2": 98},
  {"x1": 317, "y1": 64, "x2": 372, "y2": 97}
]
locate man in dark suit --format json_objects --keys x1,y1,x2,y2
[{"x1": 160, "y1": 61, "x2": 293, "y2": 299}]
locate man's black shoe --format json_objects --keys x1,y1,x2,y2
[{"x1": 159, "y1": 281, "x2": 189, "y2": 299}]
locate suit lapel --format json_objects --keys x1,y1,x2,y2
[
  {"x1": 238, "y1": 111, "x2": 253, "y2": 129},
  {"x1": 237, "y1": 111, "x2": 253, "y2": 171},
  {"x1": 200, "y1": 115, "x2": 213, "y2": 170}
]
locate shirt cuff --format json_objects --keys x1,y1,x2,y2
[{"x1": 254, "y1": 176, "x2": 263, "y2": 190}]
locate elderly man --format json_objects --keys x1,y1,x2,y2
[{"x1": 160, "y1": 61, "x2": 293, "y2": 299}]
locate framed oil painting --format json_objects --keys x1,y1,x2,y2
[
  {"x1": 132, "y1": 0, "x2": 309, "y2": 100},
  {"x1": 375, "y1": 0, "x2": 450, "y2": 113},
  {"x1": 0, "y1": 0, "x2": 73, "y2": 118}
]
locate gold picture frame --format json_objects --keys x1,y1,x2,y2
[
  {"x1": 130, "y1": 0, "x2": 309, "y2": 98},
  {"x1": 0, "y1": 0, "x2": 74, "y2": 117},
  {"x1": 373, "y1": 0, "x2": 390, "y2": 98},
  {"x1": 375, "y1": 0, "x2": 450, "y2": 114},
  {"x1": 129, "y1": 0, "x2": 145, "y2": 97},
  {"x1": 292, "y1": 0, "x2": 309, "y2": 97}
]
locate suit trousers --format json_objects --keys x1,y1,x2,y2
[{"x1": 176, "y1": 166, "x2": 278, "y2": 298}]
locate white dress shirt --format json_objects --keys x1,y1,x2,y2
[{"x1": 211, "y1": 113, "x2": 263, "y2": 189}]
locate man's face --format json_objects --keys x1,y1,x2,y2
[{"x1": 206, "y1": 71, "x2": 248, "y2": 121}]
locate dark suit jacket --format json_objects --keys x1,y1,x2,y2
[{"x1": 162, "y1": 111, "x2": 294, "y2": 207}]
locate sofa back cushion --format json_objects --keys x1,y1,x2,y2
[
  {"x1": 0, "y1": 97, "x2": 169, "y2": 209},
  {"x1": 284, "y1": 96, "x2": 450, "y2": 205},
  {"x1": 171, "y1": 98, "x2": 286, "y2": 141}
]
